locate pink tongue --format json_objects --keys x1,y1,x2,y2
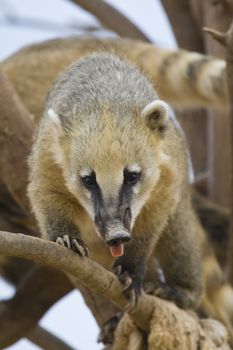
[{"x1": 109, "y1": 243, "x2": 124, "y2": 257}]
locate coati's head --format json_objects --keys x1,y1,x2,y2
[{"x1": 47, "y1": 100, "x2": 170, "y2": 257}]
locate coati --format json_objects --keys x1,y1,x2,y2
[
  {"x1": 28, "y1": 52, "x2": 203, "y2": 308},
  {"x1": 2, "y1": 37, "x2": 233, "y2": 337}
]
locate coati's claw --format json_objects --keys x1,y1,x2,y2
[
  {"x1": 121, "y1": 275, "x2": 132, "y2": 291},
  {"x1": 114, "y1": 268, "x2": 132, "y2": 291},
  {"x1": 113, "y1": 265, "x2": 122, "y2": 277},
  {"x1": 125, "y1": 288, "x2": 138, "y2": 312},
  {"x1": 71, "y1": 239, "x2": 90, "y2": 257},
  {"x1": 56, "y1": 235, "x2": 71, "y2": 249},
  {"x1": 56, "y1": 235, "x2": 89, "y2": 257},
  {"x1": 63, "y1": 234, "x2": 71, "y2": 248},
  {"x1": 56, "y1": 236, "x2": 66, "y2": 246},
  {"x1": 112, "y1": 267, "x2": 138, "y2": 310}
]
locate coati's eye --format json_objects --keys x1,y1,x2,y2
[
  {"x1": 81, "y1": 172, "x2": 96, "y2": 189},
  {"x1": 124, "y1": 170, "x2": 141, "y2": 186}
]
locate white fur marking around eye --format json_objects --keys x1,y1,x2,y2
[
  {"x1": 80, "y1": 168, "x2": 92, "y2": 177},
  {"x1": 48, "y1": 108, "x2": 61, "y2": 126},
  {"x1": 128, "y1": 163, "x2": 141, "y2": 173}
]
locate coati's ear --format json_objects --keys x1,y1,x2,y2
[
  {"x1": 141, "y1": 100, "x2": 169, "y2": 133},
  {"x1": 47, "y1": 108, "x2": 63, "y2": 135}
]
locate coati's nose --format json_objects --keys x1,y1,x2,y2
[{"x1": 105, "y1": 231, "x2": 131, "y2": 246}]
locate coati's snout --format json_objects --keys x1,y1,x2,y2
[
  {"x1": 74, "y1": 168, "x2": 141, "y2": 257},
  {"x1": 95, "y1": 212, "x2": 132, "y2": 257}
]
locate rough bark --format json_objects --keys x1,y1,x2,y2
[
  {"x1": 0, "y1": 230, "x2": 230, "y2": 350},
  {"x1": 68, "y1": 0, "x2": 150, "y2": 42}
]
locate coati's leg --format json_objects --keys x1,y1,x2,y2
[
  {"x1": 113, "y1": 232, "x2": 155, "y2": 301},
  {"x1": 46, "y1": 211, "x2": 89, "y2": 257},
  {"x1": 28, "y1": 180, "x2": 89, "y2": 256},
  {"x1": 155, "y1": 201, "x2": 204, "y2": 309}
]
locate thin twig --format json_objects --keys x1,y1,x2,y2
[{"x1": 203, "y1": 27, "x2": 227, "y2": 46}]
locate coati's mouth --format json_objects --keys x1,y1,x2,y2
[
  {"x1": 106, "y1": 233, "x2": 131, "y2": 257},
  {"x1": 109, "y1": 242, "x2": 125, "y2": 257}
]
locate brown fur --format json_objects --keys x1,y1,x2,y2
[
  {"x1": 1, "y1": 37, "x2": 232, "y2": 338},
  {"x1": 27, "y1": 51, "x2": 203, "y2": 309}
]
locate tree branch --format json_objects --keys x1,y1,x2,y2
[
  {"x1": 160, "y1": 0, "x2": 204, "y2": 51},
  {"x1": 204, "y1": 20, "x2": 233, "y2": 284},
  {"x1": 68, "y1": 0, "x2": 150, "y2": 42},
  {"x1": 0, "y1": 230, "x2": 230, "y2": 349},
  {"x1": 0, "y1": 70, "x2": 33, "y2": 214},
  {"x1": 0, "y1": 231, "x2": 128, "y2": 308},
  {"x1": 28, "y1": 326, "x2": 75, "y2": 350},
  {"x1": 0, "y1": 264, "x2": 72, "y2": 348},
  {"x1": 209, "y1": 0, "x2": 233, "y2": 12}
]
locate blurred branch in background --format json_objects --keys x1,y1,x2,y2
[
  {"x1": 204, "y1": 21, "x2": 233, "y2": 285},
  {"x1": 27, "y1": 327, "x2": 75, "y2": 350},
  {"x1": 0, "y1": 265, "x2": 72, "y2": 348},
  {"x1": 160, "y1": 0, "x2": 208, "y2": 190},
  {"x1": 0, "y1": 0, "x2": 101, "y2": 34},
  {"x1": 210, "y1": 0, "x2": 233, "y2": 11},
  {"x1": 0, "y1": 70, "x2": 33, "y2": 215},
  {"x1": 68, "y1": 0, "x2": 151, "y2": 41},
  {"x1": 161, "y1": 0, "x2": 204, "y2": 52},
  {"x1": 1, "y1": 14, "x2": 100, "y2": 33}
]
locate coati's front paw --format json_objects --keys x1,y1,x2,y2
[
  {"x1": 113, "y1": 265, "x2": 141, "y2": 311},
  {"x1": 56, "y1": 234, "x2": 89, "y2": 257},
  {"x1": 154, "y1": 282, "x2": 189, "y2": 308}
]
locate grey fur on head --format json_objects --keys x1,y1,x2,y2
[{"x1": 45, "y1": 53, "x2": 158, "y2": 129}]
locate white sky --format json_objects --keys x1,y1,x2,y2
[{"x1": 0, "y1": 1, "x2": 176, "y2": 349}]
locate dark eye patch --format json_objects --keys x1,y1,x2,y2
[
  {"x1": 81, "y1": 171, "x2": 97, "y2": 189},
  {"x1": 124, "y1": 169, "x2": 141, "y2": 186}
]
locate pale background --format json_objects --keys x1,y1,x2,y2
[{"x1": 0, "y1": 1, "x2": 176, "y2": 349}]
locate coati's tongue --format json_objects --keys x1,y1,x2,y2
[{"x1": 109, "y1": 243, "x2": 124, "y2": 257}]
